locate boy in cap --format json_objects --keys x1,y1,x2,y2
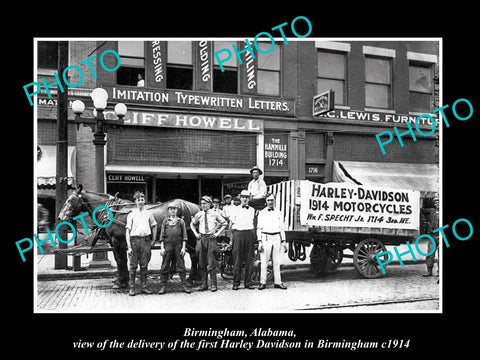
[
  {"x1": 257, "y1": 193, "x2": 288, "y2": 290},
  {"x1": 158, "y1": 201, "x2": 190, "y2": 294},
  {"x1": 190, "y1": 196, "x2": 228, "y2": 292},
  {"x1": 125, "y1": 191, "x2": 157, "y2": 296}
]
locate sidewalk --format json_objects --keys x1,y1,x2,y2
[{"x1": 36, "y1": 240, "x2": 430, "y2": 280}]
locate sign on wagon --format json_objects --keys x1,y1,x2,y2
[{"x1": 299, "y1": 181, "x2": 420, "y2": 230}]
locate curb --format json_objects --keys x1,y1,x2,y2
[{"x1": 36, "y1": 260, "x2": 426, "y2": 281}]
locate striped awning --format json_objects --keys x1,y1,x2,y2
[
  {"x1": 37, "y1": 145, "x2": 76, "y2": 189},
  {"x1": 333, "y1": 161, "x2": 439, "y2": 193}
]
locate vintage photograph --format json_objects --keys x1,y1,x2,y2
[{"x1": 33, "y1": 38, "x2": 441, "y2": 313}]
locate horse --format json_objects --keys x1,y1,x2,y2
[{"x1": 58, "y1": 184, "x2": 201, "y2": 288}]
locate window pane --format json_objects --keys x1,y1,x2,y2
[
  {"x1": 167, "y1": 41, "x2": 192, "y2": 65},
  {"x1": 38, "y1": 41, "x2": 58, "y2": 69},
  {"x1": 365, "y1": 57, "x2": 390, "y2": 84},
  {"x1": 117, "y1": 67, "x2": 145, "y2": 86},
  {"x1": 317, "y1": 78, "x2": 344, "y2": 105},
  {"x1": 213, "y1": 41, "x2": 237, "y2": 67},
  {"x1": 167, "y1": 66, "x2": 193, "y2": 90},
  {"x1": 257, "y1": 42, "x2": 280, "y2": 70},
  {"x1": 258, "y1": 70, "x2": 279, "y2": 95},
  {"x1": 409, "y1": 65, "x2": 432, "y2": 93},
  {"x1": 213, "y1": 68, "x2": 237, "y2": 93},
  {"x1": 317, "y1": 51, "x2": 345, "y2": 79},
  {"x1": 410, "y1": 92, "x2": 432, "y2": 113},
  {"x1": 365, "y1": 84, "x2": 389, "y2": 108},
  {"x1": 118, "y1": 41, "x2": 144, "y2": 57},
  {"x1": 120, "y1": 57, "x2": 145, "y2": 67}
]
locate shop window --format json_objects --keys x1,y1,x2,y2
[
  {"x1": 117, "y1": 41, "x2": 145, "y2": 86},
  {"x1": 317, "y1": 50, "x2": 346, "y2": 105},
  {"x1": 38, "y1": 41, "x2": 59, "y2": 69},
  {"x1": 365, "y1": 56, "x2": 392, "y2": 109},
  {"x1": 213, "y1": 41, "x2": 238, "y2": 94},
  {"x1": 257, "y1": 42, "x2": 281, "y2": 96},
  {"x1": 409, "y1": 61, "x2": 433, "y2": 113},
  {"x1": 167, "y1": 41, "x2": 193, "y2": 90}
]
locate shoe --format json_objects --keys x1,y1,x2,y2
[
  {"x1": 233, "y1": 285, "x2": 239, "y2": 290},
  {"x1": 274, "y1": 283, "x2": 287, "y2": 290},
  {"x1": 182, "y1": 285, "x2": 191, "y2": 294},
  {"x1": 197, "y1": 284, "x2": 208, "y2": 291},
  {"x1": 245, "y1": 285, "x2": 256, "y2": 290},
  {"x1": 158, "y1": 286, "x2": 166, "y2": 295},
  {"x1": 258, "y1": 284, "x2": 266, "y2": 290},
  {"x1": 112, "y1": 282, "x2": 128, "y2": 290}
]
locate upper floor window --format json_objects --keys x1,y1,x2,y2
[
  {"x1": 167, "y1": 41, "x2": 193, "y2": 90},
  {"x1": 365, "y1": 56, "x2": 392, "y2": 109},
  {"x1": 38, "y1": 41, "x2": 59, "y2": 69},
  {"x1": 117, "y1": 41, "x2": 145, "y2": 86},
  {"x1": 213, "y1": 41, "x2": 238, "y2": 94},
  {"x1": 317, "y1": 50, "x2": 346, "y2": 105},
  {"x1": 409, "y1": 61, "x2": 434, "y2": 113},
  {"x1": 257, "y1": 42, "x2": 281, "y2": 96}
]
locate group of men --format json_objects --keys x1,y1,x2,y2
[{"x1": 124, "y1": 166, "x2": 288, "y2": 296}]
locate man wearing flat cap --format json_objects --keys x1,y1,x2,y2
[
  {"x1": 190, "y1": 195, "x2": 228, "y2": 292},
  {"x1": 247, "y1": 165, "x2": 267, "y2": 210},
  {"x1": 229, "y1": 190, "x2": 256, "y2": 290}
]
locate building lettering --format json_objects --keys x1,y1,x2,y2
[
  {"x1": 199, "y1": 41, "x2": 210, "y2": 82},
  {"x1": 151, "y1": 41, "x2": 164, "y2": 83}
]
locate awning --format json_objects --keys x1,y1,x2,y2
[
  {"x1": 37, "y1": 145, "x2": 76, "y2": 189},
  {"x1": 333, "y1": 161, "x2": 439, "y2": 193}
]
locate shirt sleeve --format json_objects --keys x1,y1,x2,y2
[
  {"x1": 191, "y1": 212, "x2": 200, "y2": 226},
  {"x1": 125, "y1": 212, "x2": 133, "y2": 231},
  {"x1": 148, "y1": 211, "x2": 157, "y2": 227},
  {"x1": 180, "y1": 219, "x2": 188, "y2": 241},
  {"x1": 259, "y1": 180, "x2": 267, "y2": 197},
  {"x1": 278, "y1": 212, "x2": 286, "y2": 241},
  {"x1": 256, "y1": 210, "x2": 264, "y2": 239},
  {"x1": 215, "y1": 212, "x2": 227, "y2": 226}
]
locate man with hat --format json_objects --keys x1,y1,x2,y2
[
  {"x1": 229, "y1": 190, "x2": 256, "y2": 290},
  {"x1": 222, "y1": 194, "x2": 235, "y2": 244},
  {"x1": 190, "y1": 195, "x2": 228, "y2": 292},
  {"x1": 247, "y1": 165, "x2": 267, "y2": 210},
  {"x1": 257, "y1": 192, "x2": 288, "y2": 290},
  {"x1": 158, "y1": 201, "x2": 190, "y2": 294}
]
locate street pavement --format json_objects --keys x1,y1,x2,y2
[{"x1": 35, "y1": 263, "x2": 440, "y2": 313}]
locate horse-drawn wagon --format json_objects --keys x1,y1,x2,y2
[{"x1": 267, "y1": 179, "x2": 425, "y2": 278}]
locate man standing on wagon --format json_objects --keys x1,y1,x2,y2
[
  {"x1": 125, "y1": 191, "x2": 157, "y2": 296},
  {"x1": 247, "y1": 166, "x2": 267, "y2": 210}
]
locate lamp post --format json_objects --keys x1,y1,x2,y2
[{"x1": 72, "y1": 88, "x2": 127, "y2": 268}]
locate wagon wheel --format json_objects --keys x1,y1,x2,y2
[
  {"x1": 353, "y1": 238, "x2": 387, "y2": 279},
  {"x1": 310, "y1": 244, "x2": 342, "y2": 275}
]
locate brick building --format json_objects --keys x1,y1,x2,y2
[{"x1": 36, "y1": 39, "x2": 439, "y2": 209}]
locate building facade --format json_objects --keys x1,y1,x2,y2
[{"x1": 36, "y1": 39, "x2": 439, "y2": 207}]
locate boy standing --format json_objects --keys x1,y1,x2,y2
[
  {"x1": 126, "y1": 191, "x2": 157, "y2": 296},
  {"x1": 158, "y1": 202, "x2": 191, "y2": 294}
]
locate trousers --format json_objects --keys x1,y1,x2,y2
[
  {"x1": 197, "y1": 234, "x2": 219, "y2": 283},
  {"x1": 260, "y1": 233, "x2": 282, "y2": 285},
  {"x1": 128, "y1": 236, "x2": 152, "y2": 273},
  {"x1": 160, "y1": 242, "x2": 187, "y2": 283},
  {"x1": 232, "y1": 229, "x2": 255, "y2": 287}
]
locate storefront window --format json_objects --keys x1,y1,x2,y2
[
  {"x1": 117, "y1": 41, "x2": 145, "y2": 86},
  {"x1": 409, "y1": 61, "x2": 433, "y2": 113},
  {"x1": 213, "y1": 41, "x2": 238, "y2": 94},
  {"x1": 167, "y1": 41, "x2": 193, "y2": 90},
  {"x1": 317, "y1": 50, "x2": 346, "y2": 105},
  {"x1": 365, "y1": 56, "x2": 391, "y2": 109},
  {"x1": 257, "y1": 42, "x2": 281, "y2": 96}
]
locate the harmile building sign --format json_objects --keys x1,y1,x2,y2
[{"x1": 103, "y1": 85, "x2": 295, "y2": 117}]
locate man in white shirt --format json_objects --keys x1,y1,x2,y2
[
  {"x1": 256, "y1": 193, "x2": 287, "y2": 290},
  {"x1": 247, "y1": 166, "x2": 267, "y2": 210},
  {"x1": 229, "y1": 190, "x2": 256, "y2": 290},
  {"x1": 125, "y1": 191, "x2": 157, "y2": 296}
]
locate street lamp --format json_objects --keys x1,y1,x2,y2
[
  {"x1": 72, "y1": 88, "x2": 127, "y2": 193},
  {"x1": 72, "y1": 88, "x2": 127, "y2": 268}
]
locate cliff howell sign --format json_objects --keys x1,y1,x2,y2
[
  {"x1": 102, "y1": 85, "x2": 295, "y2": 117},
  {"x1": 102, "y1": 110, "x2": 264, "y2": 133}
]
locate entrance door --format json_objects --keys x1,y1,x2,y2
[{"x1": 155, "y1": 178, "x2": 198, "y2": 204}]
